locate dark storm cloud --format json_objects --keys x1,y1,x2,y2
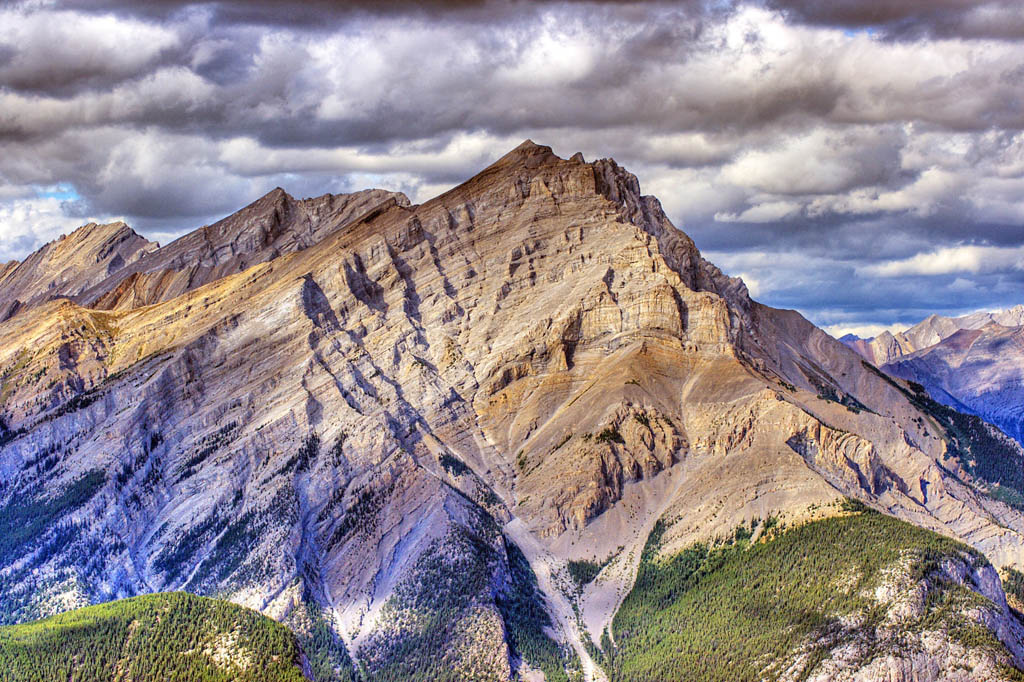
[
  {"x1": 767, "y1": 0, "x2": 1024, "y2": 40},
  {"x1": 60, "y1": 0, "x2": 491, "y2": 24},
  {"x1": 1, "y1": 0, "x2": 1024, "y2": 335},
  {"x1": 0, "y1": 9, "x2": 187, "y2": 96},
  {"x1": 63, "y1": 0, "x2": 705, "y2": 28}
]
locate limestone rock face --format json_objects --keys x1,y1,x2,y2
[
  {"x1": 82, "y1": 187, "x2": 409, "y2": 311},
  {"x1": 0, "y1": 221, "x2": 156, "y2": 321},
  {"x1": 2, "y1": 141, "x2": 1024, "y2": 679}
]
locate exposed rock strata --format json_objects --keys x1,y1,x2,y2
[{"x1": 0, "y1": 221, "x2": 156, "y2": 322}]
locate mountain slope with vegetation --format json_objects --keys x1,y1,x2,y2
[
  {"x1": 0, "y1": 592, "x2": 307, "y2": 682},
  {"x1": 604, "y1": 505, "x2": 1024, "y2": 682}
]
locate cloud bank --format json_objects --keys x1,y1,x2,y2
[{"x1": 2, "y1": 0, "x2": 1023, "y2": 335}]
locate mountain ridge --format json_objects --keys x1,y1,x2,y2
[
  {"x1": 82, "y1": 185, "x2": 413, "y2": 311},
  {"x1": 842, "y1": 307, "x2": 1024, "y2": 446},
  {"x1": 0, "y1": 220, "x2": 157, "y2": 322},
  {"x1": 3, "y1": 141, "x2": 1024, "y2": 680},
  {"x1": 843, "y1": 305, "x2": 1024, "y2": 366},
  {"x1": 0, "y1": 186, "x2": 410, "y2": 320}
]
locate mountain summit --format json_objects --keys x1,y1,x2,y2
[
  {"x1": 3, "y1": 143, "x2": 1024, "y2": 680},
  {"x1": 0, "y1": 221, "x2": 156, "y2": 321}
]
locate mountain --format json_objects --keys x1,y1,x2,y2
[
  {"x1": 842, "y1": 308, "x2": 1024, "y2": 447},
  {"x1": 3, "y1": 141, "x2": 1024, "y2": 680},
  {"x1": 0, "y1": 188, "x2": 408, "y2": 321},
  {"x1": 844, "y1": 306, "x2": 1024, "y2": 366},
  {"x1": 79, "y1": 187, "x2": 409, "y2": 311},
  {"x1": 0, "y1": 221, "x2": 157, "y2": 322},
  {"x1": 0, "y1": 592, "x2": 306, "y2": 681}
]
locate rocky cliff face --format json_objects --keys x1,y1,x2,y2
[
  {"x1": 0, "y1": 221, "x2": 156, "y2": 322},
  {"x1": 2, "y1": 141, "x2": 1024, "y2": 680}
]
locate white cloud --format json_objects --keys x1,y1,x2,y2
[
  {"x1": 0, "y1": 7, "x2": 180, "y2": 90},
  {"x1": 948, "y1": 277, "x2": 980, "y2": 292},
  {"x1": 719, "y1": 127, "x2": 902, "y2": 196},
  {"x1": 0, "y1": 195, "x2": 111, "y2": 262},
  {"x1": 716, "y1": 200, "x2": 803, "y2": 223},
  {"x1": 861, "y1": 244, "x2": 1024, "y2": 277},
  {"x1": 822, "y1": 322, "x2": 907, "y2": 339}
]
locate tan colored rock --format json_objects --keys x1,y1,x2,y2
[{"x1": 0, "y1": 221, "x2": 156, "y2": 321}]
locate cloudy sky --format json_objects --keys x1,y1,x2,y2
[{"x1": 2, "y1": 0, "x2": 1024, "y2": 337}]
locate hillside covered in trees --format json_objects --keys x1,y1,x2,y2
[
  {"x1": 603, "y1": 506, "x2": 1024, "y2": 681},
  {"x1": 0, "y1": 592, "x2": 307, "y2": 682}
]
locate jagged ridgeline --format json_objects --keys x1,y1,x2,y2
[
  {"x1": 844, "y1": 307, "x2": 1024, "y2": 449},
  {"x1": 3, "y1": 141, "x2": 1024, "y2": 680}
]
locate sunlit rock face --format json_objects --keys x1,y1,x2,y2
[
  {"x1": 3, "y1": 141, "x2": 1024, "y2": 680},
  {"x1": 0, "y1": 220, "x2": 157, "y2": 322}
]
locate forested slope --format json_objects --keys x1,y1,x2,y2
[
  {"x1": 0, "y1": 592, "x2": 307, "y2": 682},
  {"x1": 604, "y1": 506, "x2": 1024, "y2": 682}
]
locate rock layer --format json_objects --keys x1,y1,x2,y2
[{"x1": 0, "y1": 221, "x2": 156, "y2": 322}]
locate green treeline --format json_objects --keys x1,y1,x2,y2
[
  {"x1": 604, "y1": 508, "x2": 996, "y2": 682},
  {"x1": 496, "y1": 537, "x2": 574, "y2": 682},
  {"x1": 567, "y1": 556, "x2": 613, "y2": 588},
  {"x1": 0, "y1": 592, "x2": 306, "y2": 682},
  {"x1": 360, "y1": 522, "x2": 576, "y2": 682},
  {"x1": 296, "y1": 599, "x2": 358, "y2": 682}
]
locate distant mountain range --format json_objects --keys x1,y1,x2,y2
[
  {"x1": 842, "y1": 307, "x2": 1024, "y2": 445},
  {"x1": 4, "y1": 142, "x2": 1024, "y2": 681}
]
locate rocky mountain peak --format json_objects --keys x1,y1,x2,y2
[
  {"x1": 996, "y1": 304, "x2": 1024, "y2": 327},
  {"x1": 844, "y1": 304, "x2": 1024, "y2": 367},
  {"x1": 56, "y1": 220, "x2": 147, "y2": 253},
  {"x1": 491, "y1": 138, "x2": 561, "y2": 168},
  {"x1": 78, "y1": 186, "x2": 409, "y2": 311},
  {"x1": 445, "y1": 141, "x2": 750, "y2": 317},
  {"x1": 0, "y1": 219, "x2": 156, "y2": 322}
]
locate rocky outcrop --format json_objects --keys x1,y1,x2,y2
[
  {"x1": 0, "y1": 221, "x2": 156, "y2": 322},
  {"x1": 780, "y1": 552, "x2": 1024, "y2": 682}
]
